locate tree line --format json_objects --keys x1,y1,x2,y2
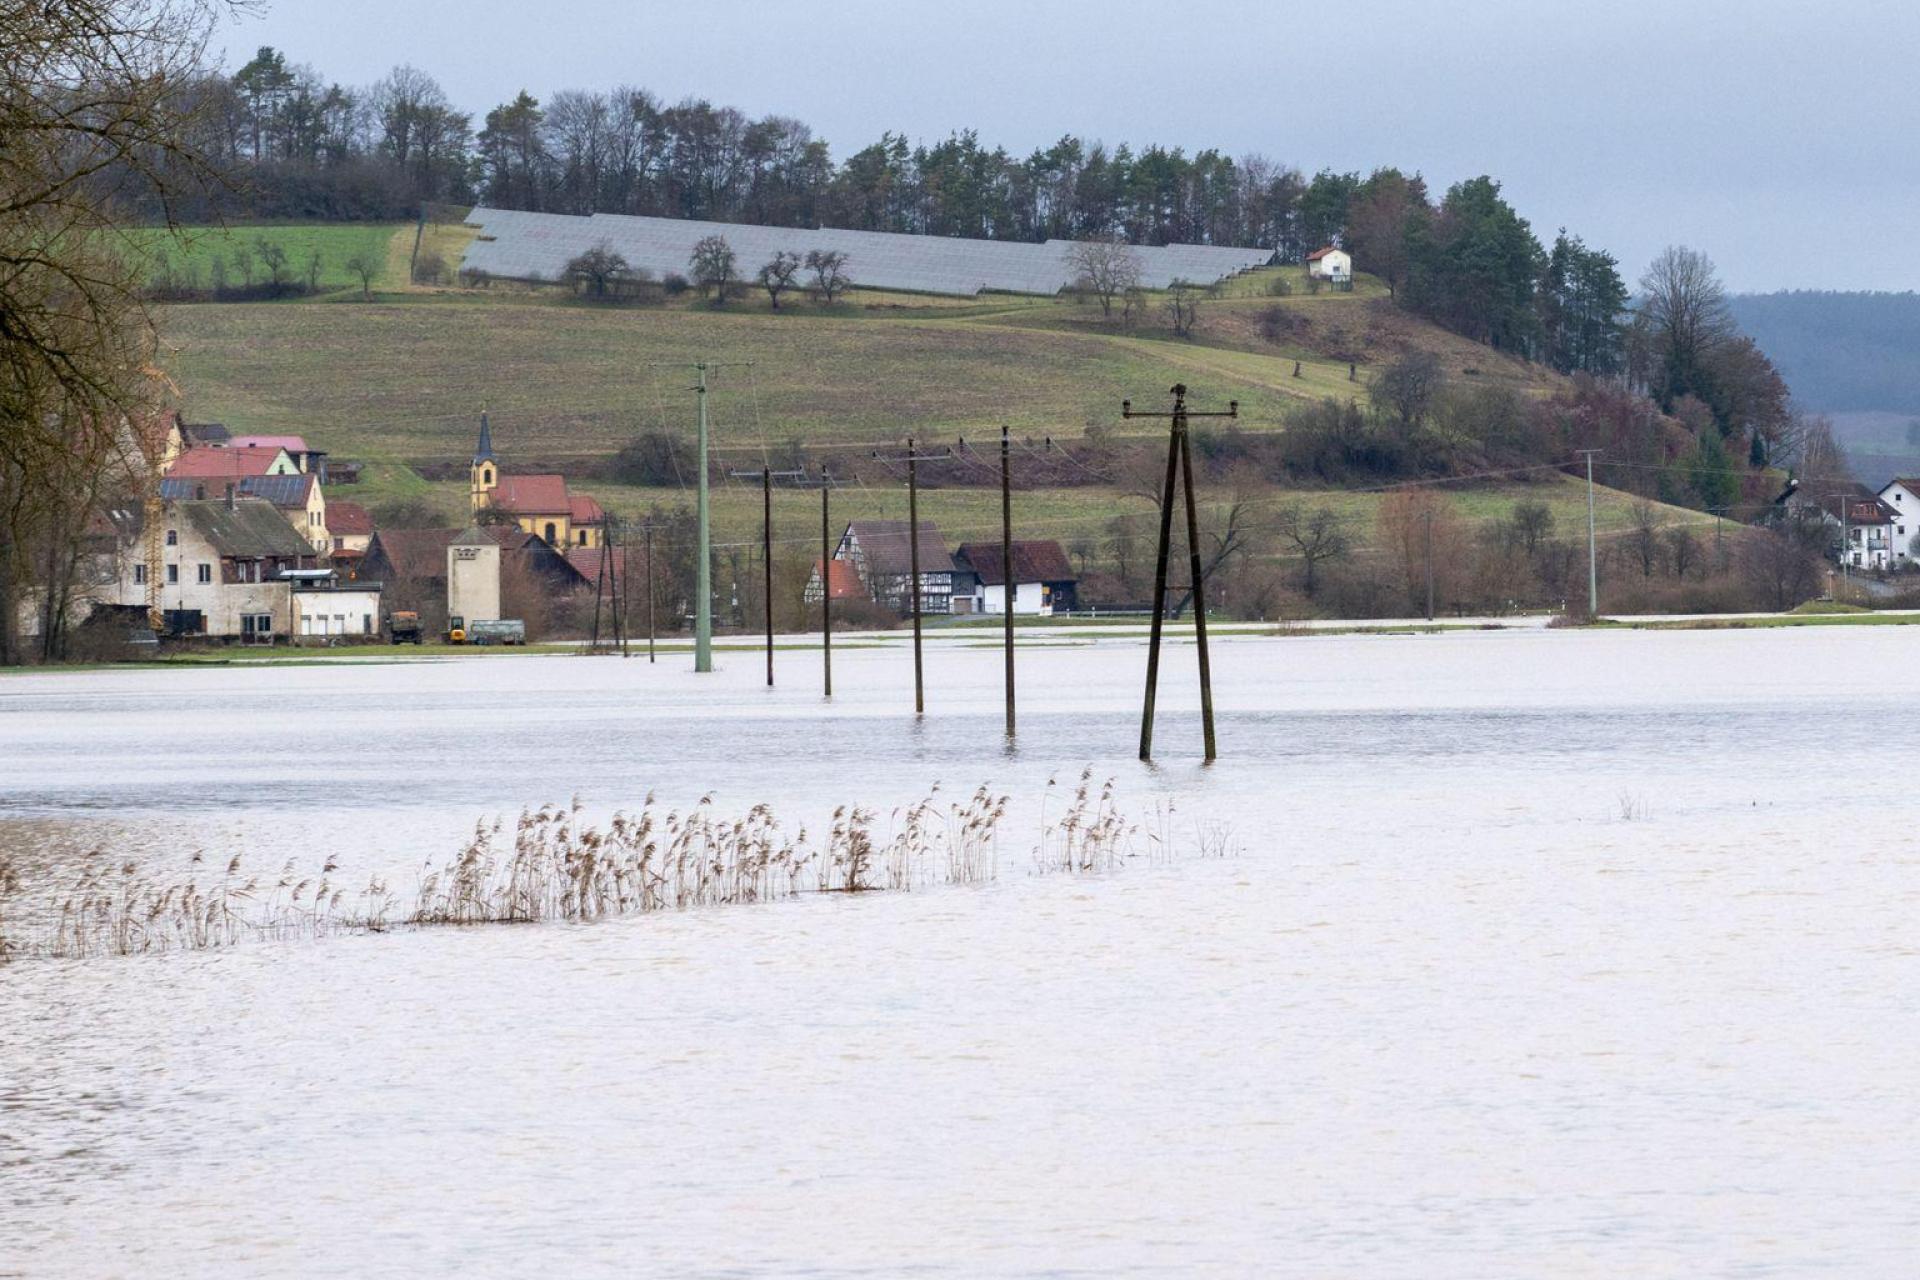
[{"x1": 145, "y1": 49, "x2": 1635, "y2": 364}]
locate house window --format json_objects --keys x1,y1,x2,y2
[
  {"x1": 197, "y1": 563, "x2": 211, "y2": 584},
  {"x1": 165, "y1": 529, "x2": 177, "y2": 546},
  {"x1": 134, "y1": 564, "x2": 147, "y2": 585},
  {"x1": 544, "y1": 522, "x2": 557, "y2": 543},
  {"x1": 166, "y1": 564, "x2": 178, "y2": 584}
]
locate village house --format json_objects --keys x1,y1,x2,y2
[
  {"x1": 106, "y1": 496, "x2": 323, "y2": 640},
  {"x1": 832, "y1": 520, "x2": 956, "y2": 615},
  {"x1": 325, "y1": 501, "x2": 374, "y2": 568},
  {"x1": 1875, "y1": 478, "x2": 1920, "y2": 566},
  {"x1": 292, "y1": 577, "x2": 384, "y2": 642},
  {"x1": 468, "y1": 413, "x2": 606, "y2": 549},
  {"x1": 1305, "y1": 245, "x2": 1352, "y2": 287},
  {"x1": 952, "y1": 540, "x2": 1078, "y2": 616},
  {"x1": 1792, "y1": 489, "x2": 1899, "y2": 572},
  {"x1": 161, "y1": 472, "x2": 328, "y2": 556}
]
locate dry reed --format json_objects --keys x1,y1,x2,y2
[{"x1": 0, "y1": 775, "x2": 1229, "y2": 961}]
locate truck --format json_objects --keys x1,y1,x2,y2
[
  {"x1": 466, "y1": 619, "x2": 526, "y2": 646},
  {"x1": 386, "y1": 610, "x2": 423, "y2": 645}
]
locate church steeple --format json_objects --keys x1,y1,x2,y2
[
  {"x1": 470, "y1": 410, "x2": 498, "y2": 511},
  {"x1": 473, "y1": 410, "x2": 495, "y2": 464}
]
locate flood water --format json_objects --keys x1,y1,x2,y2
[{"x1": 2, "y1": 627, "x2": 1917, "y2": 1277}]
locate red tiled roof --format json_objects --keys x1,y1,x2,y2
[
  {"x1": 488, "y1": 474, "x2": 572, "y2": 515},
  {"x1": 568, "y1": 493, "x2": 605, "y2": 524},
  {"x1": 812, "y1": 559, "x2": 866, "y2": 599},
  {"x1": 565, "y1": 546, "x2": 622, "y2": 590},
  {"x1": 955, "y1": 540, "x2": 1076, "y2": 586},
  {"x1": 166, "y1": 445, "x2": 289, "y2": 479},
  {"x1": 228, "y1": 434, "x2": 310, "y2": 452},
  {"x1": 1305, "y1": 245, "x2": 1341, "y2": 261},
  {"x1": 327, "y1": 500, "x2": 372, "y2": 536}
]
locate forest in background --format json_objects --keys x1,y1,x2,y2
[{"x1": 1728, "y1": 292, "x2": 1920, "y2": 415}]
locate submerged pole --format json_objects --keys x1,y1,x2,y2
[
  {"x1": 1001, "y1": 425, "x2": 1015, "y2": 739},
  {"x1": 908, "y1": 437, "x2": 925, "y2": 716},
  {"x1": 821, "y1": 476, "x2": 832, "y2": 697}
]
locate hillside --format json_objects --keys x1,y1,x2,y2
[
  {"x1": 148, "y1": 241, "x2": 1748, "y2": 618},
  {"x1": 160, "y1": 255, "x2": 1561, "y2": 466}
]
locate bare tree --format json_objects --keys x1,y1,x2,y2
[
  {"x1": 1666, "y1": 527, "x2": 1701, "y2": 579},
  {"x1": 1370, "y1": 351, "x2": 1446, "y2": 428},
  {"x1": 1164, "y1": 279, "x2": 1202, "y2": 337},
  {"x1": 255, "y1": 235, "x2": 291, "y2": 293},
  {"x1": 344, "y1": 250, "x2": 380, "y2": 300},
  {"x1": 565, "y1": 240, "x2": 630, "y2": 299},
  {"x1": 1, "y1": 0, "x2": 232, "y2": 663},
  {"x1": 758, "y1": 250, "x2": 802, "y2": 309},
  {"x1": 1272, "y1": 501, "x2": 1352, "y2": 598},
  {"x1": 1740, "y1": 520, "x2": 1825, "y2": 611},
  {"x1": 1169, "y1": 486, "x2": 1256, "y2": 617},
  {"x1": 1627, "y1": 501, "x2": 1664, "y2": 577},
  {"x1": 1637, "y1": 245, "x2": 1735, "y2": 406},
  {"x1": 689, "y1": 235, "x2": 737, "y2": 302},
  {"x1": 804, "y1": 248, "x2": 850, "y2": 304},
  {"x1": 1066, "y1": 236, "x2": 1142, "y2": 320},
  {"x1": 1792, "y1": 412, "x2": 1853, "y2": 487},
  {"x1": 1511, "y1": 499, "x2": 1554, "y2": 555}
]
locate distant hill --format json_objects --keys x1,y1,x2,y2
[{"x1": 1729, "y1": 291, "x2": 1920, "y2": 414}]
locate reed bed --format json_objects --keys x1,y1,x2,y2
[{"x1": 0, "y1": 774, "x2": 1231, "y2": 961}]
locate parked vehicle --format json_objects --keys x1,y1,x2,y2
[
  {"x1": 387, "y1": 610, "x2": 423, "y2": 645},
  {"x1": 467, "y1": 619, "x2": 525, "y2": 646}
]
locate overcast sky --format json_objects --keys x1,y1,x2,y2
[{"x1": 219, "y1": 0, "x2": 1918, "y2": 293}]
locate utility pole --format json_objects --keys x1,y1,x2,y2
[
  {"x1": 820, "y1": 469, "x2": 833, "y2": 698},
  {"x1": 1576, "y1": 449, "x2": 1601, "y2": 617},
  {"x1": 872, "y1": 440, "x2": 952, "y2": 715},
  {"x1": 1423, "y1": 506, "x2": 1435, "y2": 622},
  {"x1": 729, "y1": 466, "x2": 807, "y2": 686},
  {"x1": 1000, "y1": 424, "x2": 1016, "y2": 738},
  {"x1": 1122, "y1": 385, "x2": 1237, "y2": 762},
  {"x1": 1826, "y1": 493, "x2": 1853, "y2": 584},
  {"x1": 655, "y1": 359, "x2": 751, "y2": 673},
  {"x1": 643, "y1": 518, "x2": 655, "y2": 663}
]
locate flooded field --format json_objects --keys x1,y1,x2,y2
[{"x1": 2, "y1": 627, "x2": 1917, "y2": 1276}]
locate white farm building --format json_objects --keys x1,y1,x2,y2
[{"x1": 1305, "y1": 246, "x2": 1352, "y2": 284}]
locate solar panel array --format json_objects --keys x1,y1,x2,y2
[{"x1": 460, "y1": 208, "x2": 1275, "y2": 297}]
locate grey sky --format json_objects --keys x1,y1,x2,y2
[{"x1": 219, "y1": 0, "x2": 1919, "y2": 293}]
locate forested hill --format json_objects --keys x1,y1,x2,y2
[{"x1": 1729, "y1": 291, "x2": 1920, "y2": 414}]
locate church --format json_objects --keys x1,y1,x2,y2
[{"x1": 468, "y1": 412, "x2": 606, "y2": 549}]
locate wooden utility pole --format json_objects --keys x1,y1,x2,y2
[
  {"x1": 820, "y1": 470, "x2": 833, "y2": 697},
  {"x1": 730, "y1": 466, "x2": 806, "y2": 686},
  {"x1": 1424, "y1": 506, "x2": 1435, "y2": 622},
  {"x1": 1000, "y1": 424, "x2": 1015, "y2": 738},
  {"x1": 643, "y1": 518, "x2": 655, "y2": 663},
  {"x1": 907, "y1": 439, "x2": 924, "y2": 714},
  {"x1": 1122, "y1": 384, "x2": 1237, "y2": 761},
  {"x1": 872, "y1": 440, "x2": 951, "y2": 715}
]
